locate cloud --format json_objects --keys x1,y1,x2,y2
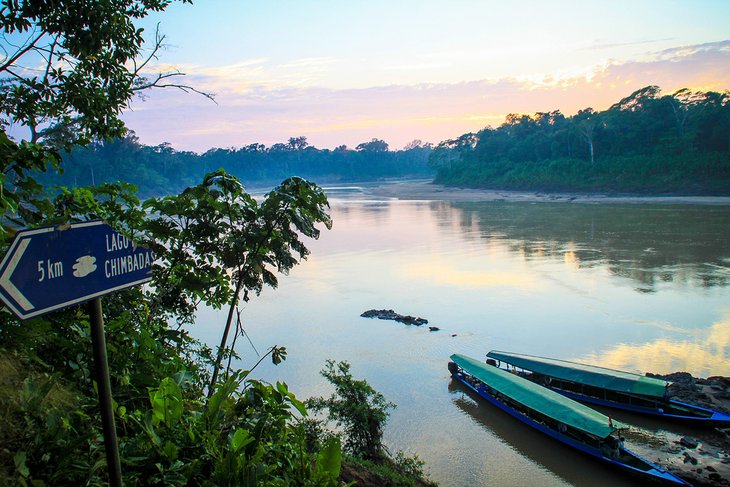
[
  {"x1": 279, "y1": 57, "x2": 338, "y2": 69},
  {"x1": 579, "y1": 37, "x2": 675, "y2": 51},
  {"x1": 577, "y1": 318, "x2": 730, "y2": 377},
  {"x1": 651, "y1": 39, "x2": 730, "y2": 61},
  {"x1": 123, "y1": 40, "x2": 730, "y2": 152}
]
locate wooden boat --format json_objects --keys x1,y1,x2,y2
[
  {"x1": 449, "y1": 353, "x2": 690, "y2": 486},
  {"x1": 486, "y1": 350, "x2": 730, "y2": 426}
]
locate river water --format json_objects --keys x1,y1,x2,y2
[{"x1": 193, "y1": 183, "x2": 730, "y2": 486}]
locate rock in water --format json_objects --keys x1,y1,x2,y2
[{"x1": 360, "y1": 309, "x2": 428, "y2": 326}]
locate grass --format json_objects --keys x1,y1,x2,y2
[
  {"x1": 341, "y1": 454, "x2": 438, "y2": 487},
  {"x1": 0, "y1": 351, "x2": 79, "y2": 484}
]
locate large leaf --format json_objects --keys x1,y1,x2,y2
[
  {"x1": 316, "y1": 437, "x2": 342, "y2": 485},
  {"x1": 149, "y1": 377, "x2": 183, "y2": 427}
]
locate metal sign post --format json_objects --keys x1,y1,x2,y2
[
  {"x1": 89, "y1": 297, "x2": 122, "y2": 487},
  {"x1": 0, "y1": 221, "x2": 155, "y2": 486}
]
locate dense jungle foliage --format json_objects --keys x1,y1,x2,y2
[
  {"x1": 430, "y1": 86, "x2": 730, "y2": 194},
  {"x1": 0, "y1": 1, "x2": 432, "y2": 485},
  {"x1": 40, "y1": 136, "x2": 434, "y2": 197}
]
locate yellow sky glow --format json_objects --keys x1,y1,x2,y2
[{"x1": 579, "y1": 318, "x2": 730, "y2": 377}]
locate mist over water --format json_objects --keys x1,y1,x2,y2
[{"x1": 193, "y1": 186, "x2": 730, "y2": 486}]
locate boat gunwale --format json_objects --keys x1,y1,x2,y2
[
  {"x1": 556, "y1": 387, "x2": 730, "y2": 424},
  {"x1": 487, "y1": 350, "x2": 670, "y2": 399},
  {"x1": 488, "y1": 350, "x2": 730, "y2": 425}
]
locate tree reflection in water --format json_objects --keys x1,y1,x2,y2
[{"x1": 438, "y1": 201, "x2": 730, "y2": 291}]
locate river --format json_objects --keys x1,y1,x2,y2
[{"x1": 192, "y1": 182, "x2": 730, "y2": 486}]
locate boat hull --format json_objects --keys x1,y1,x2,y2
[
  {"x1": 552, "y1": 387, "x2": 730, "y2": 427},
  {"x1": 450, "y1": 367, "x2": 689, "y2": 486}
]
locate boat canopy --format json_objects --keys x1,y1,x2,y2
[
  {"x1": 451, "y1": 354, "x2": 621, "y2": 439},
  {"x1": 487, "y1": 351, "x2": 670, "y2": 399}
]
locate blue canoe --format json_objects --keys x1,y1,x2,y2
[
  {"x1": 487, "y1": 350, "x2": 730, "y2": 426},
  {"x1": 449, "y1": 354, "x2": 690, "y2": 486}
]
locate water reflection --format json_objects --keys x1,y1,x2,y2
[
  {"x1": 579, "y1": 318, "x2": 730, "y2": 377},
  {"x1": 442, "y1": 201, "x2": 730, "y2": 290},
  {"x1": 402, "y1": 262, "x2": 538, "y2": 289}
]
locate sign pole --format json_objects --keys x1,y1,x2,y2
[{"x1": 88, "y1": 297, "x2": 123, "y2": 487}]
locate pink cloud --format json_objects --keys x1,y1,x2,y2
[{"x1": 122, "y1": 41, "x2": 730, "y2": 152}]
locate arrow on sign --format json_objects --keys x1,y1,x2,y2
[{"x1": 0, "y1": 238, "x2": 33, "y2": 311}]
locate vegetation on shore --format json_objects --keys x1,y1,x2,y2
[
  {"x1": 39, "y1": 85, "x2": 730, "y2": 198},
  {"x1": 429, "y1": 86, "x2": 730, "y2": 194},
  {"x1": 40, "y1": 135, "x2": 434, "y2": 197},
  {"x1": 306, "y1": 361, "x2": 436, "y2": 487}
]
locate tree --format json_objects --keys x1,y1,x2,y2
[
  {"x1": 141, "y1": 170, "x2": 332, "y2": 393},
  {"x1": 307, "y1": 360, "x2": 394, "y2": 461},
  {"x1": 574, "y1": 108, "x2": 597, "y2": 165},
  {"x1": 0, "y1": 0, "x2": 208, "y2": 235},
  {"x1": 609, "y1": 85, "x2": 661, "y2": 113},
  {"x1": 355, "y1": 138, "x2": 389, "y2": 152},
  {"x1": 403, "y1": 139, "x2": 429, "y2": 151},
  {"x1": 428, "y1": 132, "x2": 477, "y2": 176},
  {"x1": 666, "y1": 88, "x2": 694, "y2": 136},
  {"x1": 287, "y1": 136, "x2": 309, "y2": 151}
]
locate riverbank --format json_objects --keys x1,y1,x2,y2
[
  {"x1": 364, "y1": 180, "x2": 730, "y2": 205},
  {"x1": 653, "y1": 374, "x2": 730, "y2": 486}
]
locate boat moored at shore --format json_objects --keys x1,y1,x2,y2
[
  {"x1": 486, "y1": 350, "x2": 730, "y2": 426},
  {"x1": 449, "y1": 353, "x2": 690, "y2": 486}
]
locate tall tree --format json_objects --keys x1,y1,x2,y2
[
  {"x1": 287, "y1": 136, "x2": 309, "y2": 151},
  {"x1": 574, "y1": 108, "x2": 598, "y2": 165},
  {"x1": 141, "y1": 171, "x2": 332, "y2": 393}
]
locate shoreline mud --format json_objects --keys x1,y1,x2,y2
[
  {"x1": 652, "y1": 373, "x2": 730, "y2": 486},
  {"x1": 361, "y1": 180, "x2": 730, "y2": 205}
]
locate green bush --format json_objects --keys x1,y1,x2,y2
[{"x1": 307, "y1": 361, "x2": 435, "y2": 486}]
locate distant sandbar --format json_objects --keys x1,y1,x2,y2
[{"x1": 363, "y1": 180, "x2": 730, "y2": 205}]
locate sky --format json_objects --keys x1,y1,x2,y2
[{"x1": 122, "y1": 0, "x2": 730, "y2": 152}]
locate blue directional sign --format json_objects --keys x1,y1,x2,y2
[{"x1": 0, "y1": 220, "x2": 155, "y2": 320}]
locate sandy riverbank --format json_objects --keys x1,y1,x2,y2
[
  {"x1": 650, "y1": 374, "x2": 730, "y2": 486},
  {"x1": 363, "y1": 180, "x2": 730, "y2": 205}
]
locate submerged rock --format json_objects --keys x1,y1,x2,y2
[
  {"x1": 709, "y1": 472, "x2": 722, "y2": 482},
  {"x1": 680, "y1": 437, "x2": 699, "y2": 449},
  {"x1": 360, "y1": 309, "x2": 428, "y2": 326}
]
